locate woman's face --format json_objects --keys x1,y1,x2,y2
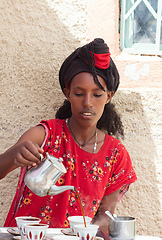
[{"x1": 64, "y1": 72, "x2": 113, "y2": 128}]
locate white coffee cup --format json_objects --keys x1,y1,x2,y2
[
  {"x1": 25, "y1": 223, "x2": 49, "y2": 240},
  {"x1": 73, "y1": 224, "x2": 99, "y2": 240},
  {"x1": 68, "y1": 216, "x2": 92, "y2": 233}
]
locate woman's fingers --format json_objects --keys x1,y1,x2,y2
[
  {"x1": 14, "y1": 158, "x2": 33, "y2": 168},
  {"x1": 14, "y1": 141, "x2": 44, "y2": 167}
]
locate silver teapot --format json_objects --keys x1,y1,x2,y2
[{"x1": 24, "y1": 152, "x2": 74, "y2": 196}]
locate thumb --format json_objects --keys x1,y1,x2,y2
[
  {"x1": 32, "y1": 142, "x2": 44, "y2": 159},
  {"x1": 38, "y1": 147, "x2": 44, "y2": 154}
]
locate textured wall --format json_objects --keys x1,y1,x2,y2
[
  {"x1": 112, "y1": 89, "x2": 162, "y2": 237},
  {"x1": 87, "y1": 0, "x2": 119, "y2": 55},
  {"x1": 0, "y1": 0, "x2": 161, "y2": 238}
]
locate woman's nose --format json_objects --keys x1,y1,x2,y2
[{"x1": 83, "y1": 94, "x2": 92, "y2": 107}]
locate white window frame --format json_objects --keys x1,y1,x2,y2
[{"x1": 120, "y1": 0, "x2": 162, "y2": 55}]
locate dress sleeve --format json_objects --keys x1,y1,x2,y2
[
  {"x1": 104, "y1": 143, "x2": 137, "y2": 201},
  {"x1": 37, "y1": 120, "x2": 53, "y2": 152},
  {"x1": 34, "y1": 121, "x2": 50, "y2": 149},
  {"x1": 38, "y1": 119, "x2": 63, "y2": 155},
  {"x1": 39, "y1": 122, "x2": 50, "y2": 148}
]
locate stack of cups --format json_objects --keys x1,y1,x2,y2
[
  {"x1": 15, "y1": 216, "x2": 49, "y2": 240},
  {"x1": 67, "y1": 216, "x2": 92, "y2": 234},
  {"x1": 67, "y1": 215, "x2": 99, "y2": 240}
]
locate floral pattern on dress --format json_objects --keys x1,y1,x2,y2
[
  {"x1": 66, "y1": 154, "x2": 76, "y2": 177},
  {"x1": 20, "y1": 191, "x2": 33, "y2": 207},
  {"x1": 91, "y1": 199, "x2": 100, "y2": 214},
  {"x1": 40, "y1": 205, "x2": 52, "y2": 224},
  {"x1": 104, "y1": 147, "x2": 119, "y2": 171},
  {"x1": 107, "y1": 170, "x2": 125, "y2": 188},
  {"x1": 81, "y1": 159, "x2": 105, "y2": 182},
  {"x1": 39, "y1": 196, "x2": 54, "y2": 225},
  {"x1": 46, "y1": 131, "x2": 68, "y2": 153},
  {"x1": 68, "y1": 190, "x2": 78, "y2": 208}
]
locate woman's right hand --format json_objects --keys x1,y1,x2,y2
[
  {"x1": 14, "y1": 141, "x2": 44, "y2": 168},
  {"x1": 0, "y1": 125, "x2": 45, "y2": 179}
]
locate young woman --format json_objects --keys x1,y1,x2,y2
[{"x1": 0, "y1": 38, "x2": 137, "y2": 234}]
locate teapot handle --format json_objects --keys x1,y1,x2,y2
[{"x1": 26, "y1": 153, "x2": 44, "y2": 172}]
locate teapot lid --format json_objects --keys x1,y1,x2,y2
[{"x1": 46, "y1": 153, "x2": 67, "y2": 174}]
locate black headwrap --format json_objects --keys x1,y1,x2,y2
[{"x1": 59, "y1": 38, "x2": 120, "y2": 94}]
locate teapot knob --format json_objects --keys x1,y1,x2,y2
[{"x1": 58, "y1": 157, "x2": 63, "y2": 163}]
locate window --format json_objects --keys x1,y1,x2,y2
[{"x1": 120, "y1": 0, "x2": 162, "y2": 55}]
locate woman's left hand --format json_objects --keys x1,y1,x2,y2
[{"x1": 92, "y1": 189, "x2": 120, "y2": 232}]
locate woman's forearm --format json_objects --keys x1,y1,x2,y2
[{"x1": 0, "y1": 145, "x2": 18, "y2": 179}]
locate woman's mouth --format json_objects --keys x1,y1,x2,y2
[{"x1": 81, "y1": 112, "x2": 94, "y2": 118}]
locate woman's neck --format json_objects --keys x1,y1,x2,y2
[
  {"x1": 67, "y1": 117, "x2": 97, "y2": 144},
  {"x1": 66, "y1": 117, "x2": 106, "y2": 153}
]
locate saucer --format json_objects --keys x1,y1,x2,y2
[
  {"x1": 61, "y1": 228, "x2": 75, "y2": 236},
  {"x1": 13, "y1": 236, "x2": 21, "y2": 240},
  {"x1": 61, "y1": 229, "x2": 103, "y2": 239},
  {"x1": 7, "y1": 227, "x2": 20, "y2": 236},
  {"x1": 12, "y1": 236, "x2": 51, "y2": 240}
]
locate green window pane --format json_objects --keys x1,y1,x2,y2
[
  {"x1": 121, "y1": 0, "x2": 162, "y2": 54},
  {"x1": 134, "y1": 1, "x2": 157, "y2": 44}
]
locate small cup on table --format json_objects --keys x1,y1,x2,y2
[
  {"x1": 67, "y1": 216, "x2": 92, "y2": 233},
  {"x1": 73, "y1": 224, "x2": 99, "y2": 240},
  {"x1": 25, "y1": 223, "x2": 49, "y2": 240}
]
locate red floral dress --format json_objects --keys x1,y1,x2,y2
[{"x1": 4, "y1": 119, "x2": 137, "y2": 228}]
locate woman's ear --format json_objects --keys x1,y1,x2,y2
[
  {"x1": 63, "y1": 88, "x2": 70, "y2": 100},
  {"x1": 106, "y1": 91, "x2": 114, "y2": 104}
]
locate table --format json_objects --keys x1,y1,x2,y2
[
  {"x1": 0, "y1": 227, "x2": 161, "y2": 240},
  {"x1": 0, "y1": 228, "x2": 63, "y2": 240}
]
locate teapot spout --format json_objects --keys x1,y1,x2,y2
[{"x1": 48, "y1": 185, "x2": 75, "y2": 195}]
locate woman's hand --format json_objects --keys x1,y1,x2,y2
[
  {"x1": 92, "y1": 189, "x2": 120, "y2": 232},
  {"x1": 14, "y1": 141, "x2": 44, "y2": 167},
  {"x1": 0, "y1": 125, "x2": 45, "y2": 179}
]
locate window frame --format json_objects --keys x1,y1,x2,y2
[{"x1": 120, "y1": 0, "x2": 162, "y2": 55}]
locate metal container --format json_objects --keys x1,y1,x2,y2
[{"x1": 109, "y1": 216, "x2": 135, "y2": 240}]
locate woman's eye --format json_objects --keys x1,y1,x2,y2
[
  {"x1": 94, "y1": 94, "x2": 102, "y2": 98},
  {"x1": 74, "y1": 93, "x2": 102, "y2": 97},
  {"x1": 74, "y1": 93, "x2": 83, "y2": 96}
]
